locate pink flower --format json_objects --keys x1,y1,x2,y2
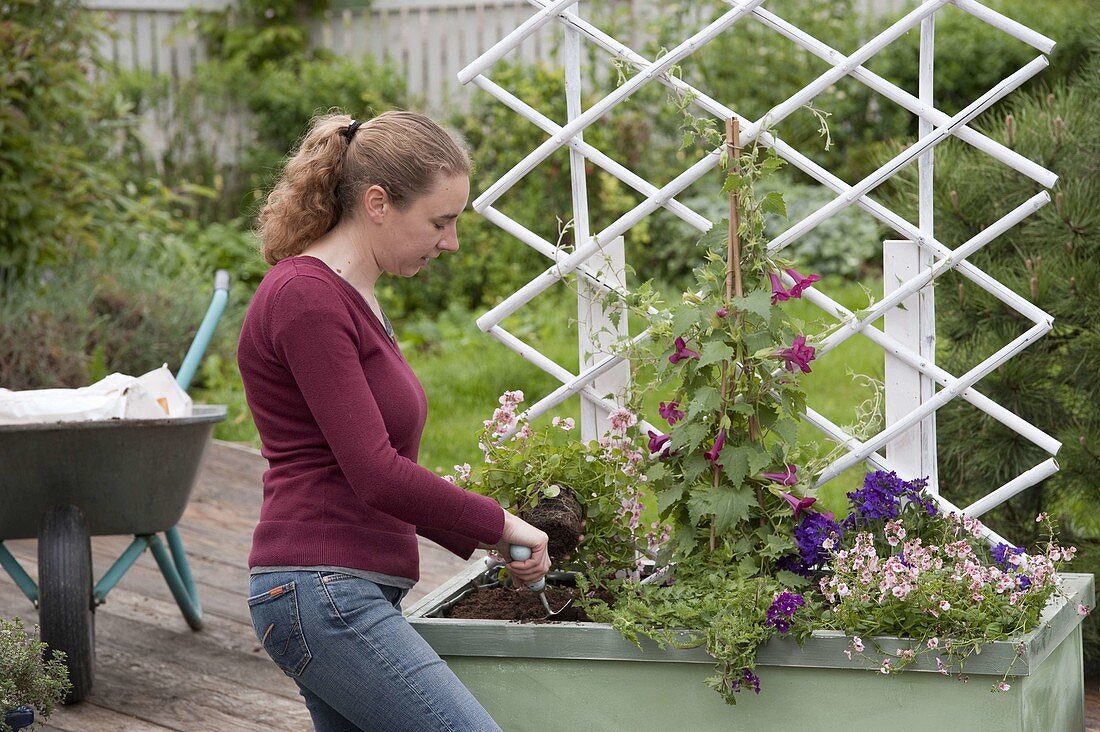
[
  {"x1": 704, "y1": 428, "x2": 726, "y2": 465},
  {"x1": 552, "y1": 416, "x2": 575, "y2": 431},
  {"x1": 852, "y1": 636, "x2": 865, "y2": 652},
  {"x1": 770, "y1": 272, "x2": 792, "y2": 305},
  {"x1": 785, "y1": 268, "x2": 822, "y2": 297},
  {"x1": 763, "y1": 464, "x2": 799, "y2": 486},
  {"x1": 781, "y1": 492, "x2": 817, "y2": 519},
  {"x1": 608, "y1": 408, "x2": 638, "y2": 434},
  {"x1": 996, "y1": 681, "x2": 1011, "y2": 692},
  {"x1": 1078, "y1": 604, "x2": 1091, "y2": 616},
  {"x1": 776, "y1": 335, "x2": 816, "y2": 374},
  {"x1": 716, "y1": 307, "x2": 729, "y2": 318},
  {"x1": 647, "y1": 430, "x2": 671, "y2": 455},
  {"x1": 659, "y1": 401, "x2": 685, "y2": 425},
  {"x1": 936, "y1": 657, "x2": 949, "y2": 676},
  {"x1": 669, "y1": 337, "x2": 700, "y2": 364}
]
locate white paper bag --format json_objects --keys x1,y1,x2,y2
[{"x1": 0, "y1": 365, "x2": 193, "y2": 425}]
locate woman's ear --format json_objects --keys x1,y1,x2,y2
[{"x1": 363, "y1": 184, "x2": 389, "y2": 223}]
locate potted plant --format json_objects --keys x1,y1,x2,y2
[
  {"x1": 409, "y1": 123, "x2": 1092, "y2": 730},
  {"x1": 447, "y1": 390, "x2": 662, "y2": 589},
  {"x1": 1, "y1": 617, "x2": 71, "y2": 732}
]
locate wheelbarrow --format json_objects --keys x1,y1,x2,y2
[{"x1": 0, "y1": 271, "x2": 231, "y2": 703}]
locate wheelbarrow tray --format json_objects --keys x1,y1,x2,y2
[{"x1": 0, "y1": 405, "x2": 226, "y2": 540}]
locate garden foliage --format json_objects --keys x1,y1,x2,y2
[
  {"x1": 883, "y1": 46, "x2": 1100, "y2": 669},
  {"x1": 0, "y1": 617, "x2": 69, "y2": 732}
]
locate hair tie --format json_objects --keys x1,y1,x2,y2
[{"x1": 341, "y1": 119, "x2": 363, "y2": 143}]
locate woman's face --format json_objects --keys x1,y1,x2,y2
[{"x1": 370, "y1": 174, "x2": 470, "y2": 278}]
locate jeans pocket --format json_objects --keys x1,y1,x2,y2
[{"x1": 248, "y1": 581, "x2": 312, "y2": 677}]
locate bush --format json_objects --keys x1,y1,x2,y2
[
  {"x1": 881, "y1": 48, "x2": 1100, "y2": 661},
  {"x1": 0, "y1": 0, "x2": 122, "y2": 273},
  {"x1": 0, "y1": 617, "x2": 70, "y2": 730},
  {"x1": 0, "y1": 247, "x2": 212, "y2": 390}
]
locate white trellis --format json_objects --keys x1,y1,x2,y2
[{"x1": 459, "y1": 0, "x2": 1061, "y2": 548}]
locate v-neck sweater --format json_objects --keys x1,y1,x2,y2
[{"x1": 237, "y1": 256, "x2": 504, "y2": 582}]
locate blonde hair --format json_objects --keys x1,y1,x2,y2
[{"x1": 257, "y1": 110, "x2": 471, "y2": 265}]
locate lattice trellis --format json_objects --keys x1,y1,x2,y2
[{"x1": 458, "y1": 0, "x2": 1061, "y2": 548}]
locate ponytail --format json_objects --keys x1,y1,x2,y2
[{"x1": 257, "y1": 110, "x2": 470, "y2": 265}]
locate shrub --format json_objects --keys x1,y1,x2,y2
[
  {"x1": 0, "y1": 617, "x2": 70, "y2": 730},
  {"x1": 0, "y1": 0, "x2": 121, "y2": 273},
  {"x1": 881, "y1": 48, "x2": 1100, "y2": 666}
]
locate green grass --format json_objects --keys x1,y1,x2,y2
[{"x1": 198, "y1": 275, "x2": 884, "y2": 515}]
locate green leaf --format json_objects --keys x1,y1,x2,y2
[
  {"x1": 771, "y1": 418, "x2": 800, "y2": 446},
  {"x1": 671, "y1": 306, "x2": 700, "y2": 337},
  {"x1": 671, "y1": 420, "x2": 707, "y2": 452},
  {"x1": 717, "y1": 444, "x2": 751, "y2": 486},
  {"x1": 686, "y1": 386, "x2": 721, "y2": 419},
  {"x1": 688, "y1": 485, "x2": 756, "y2": 533},
  {"x1": 732, "y1": 289, "x2": 772, "y2": 321},
  {"x1": 760, "y1": 191, "x2": 787, "y2": 218},
  {"x1": 657, "y1": 483, "x2": 686, "y2": 517},
  {"x1": 697, "y1": 340, "x2": 734, "y2": 368}
]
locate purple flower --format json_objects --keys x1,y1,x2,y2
[
  {"x1": 766, "y1": 591, "x2": 806, "y2": 633},
  {"x1": 1017, "y1": 575, "x2": 1032, "y2": 590},
  {"x1": 770, "y1": 272, "x2": 792, "y2": 305},
  {"x1": 704, "y1": 429, "x2": 726, "y2": 465},
  {"x1": 659, "y1": 401, "x2": 685, "y2": 425},
  {"x1": 781, "y1": 510, "x2": 842, "y2": 576},
  {"x1": 781, "y1": 492, "x2": 817, "y2": 519},
  {"x1": 776, "y1": 335, "x2": 816, "y2": 374},
  {"x1": 716, "y1": 307, "x2": 729, "y2": 318},
  {"x1": 731, "y1": 668, "x2": 761, "y2": 695},
  {"x1": 647, "y1": 430, "x2": 671, "y2": 455},
  {"x1": 763, "y1": 464, "x2": 799, "y2": 486},
  {"x1": 785, "y1": 268, "x2": 822, "y2": 298},
  {"x1": 992, "y1": 543, "x2": 1026, "y2": 567},
  {"x1": 843, "y1": 471, "x2": 933, "y2": 527},
  {"x1": 669, "y1": 336, "x2": 700, "y2": 364}
]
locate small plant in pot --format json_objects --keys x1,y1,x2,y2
[
  {"x1": 1, "y1": 617, "x2": 71, "y2": 732},
  {"x1": 448, "y1": 391, "x2": 666, "y2": 600}
]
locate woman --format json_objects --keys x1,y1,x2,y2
[{"x1": 237, "y1": 110, "x2": 550, "y2": 731}]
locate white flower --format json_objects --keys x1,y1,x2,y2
[
  {"x1": 852, "y1": 637, "x2": 865, "y2": 652},
  {"x1": 996, "y1": 681, "x2": 1011, "y2": 692},
  {"x1": 552, "y1": 416, "x2": 576, "y2": 431}
]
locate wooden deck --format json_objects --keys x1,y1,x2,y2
[
  {"x1": 1, "y1": 440, "x2": 1098, "y2": 730},
  {"x1": 0, "y1": 441, "x2": 472, "y2": 731}
]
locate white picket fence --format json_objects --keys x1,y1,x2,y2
[{"x1": 86, "y1": 0, "x2": 909, "y2": 112}]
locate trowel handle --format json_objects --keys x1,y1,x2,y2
[{"x1": 508, "y1": 545, "x2": 546, "y2": 592}]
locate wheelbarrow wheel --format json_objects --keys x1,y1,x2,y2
[{"x1": 38, "y1": 505, "x2": 95, "y2": 703}]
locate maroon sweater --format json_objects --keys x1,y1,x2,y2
[{"x1": 237, "y1": 255, "x2": 505, "y2": 582}]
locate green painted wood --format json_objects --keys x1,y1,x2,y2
[
  {"x1": 409, "y1": 566, "x2": 1091, "y2": 729},
  {"x1": 408, "y1": 564, "x2": 1094, "y2": 676},
  {"x1": 440, "y1": 627, "x2": 1083, "y2": 731}
]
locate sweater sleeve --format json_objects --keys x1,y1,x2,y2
[
  {"x1": 416, "y1": 525, "x2": 482, "y2": 560},
  {"x1": 268, "y1": 275, "x2": 504, "y2": 546}
]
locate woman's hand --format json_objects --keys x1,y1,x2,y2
[{"x1": 492, "y1": 511, "x2": 549, "y2": 586}]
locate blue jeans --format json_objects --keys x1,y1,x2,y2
[{"x1": 248, "y1": 571, "x2": 501, "y2": 732}]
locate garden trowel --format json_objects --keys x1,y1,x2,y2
[{"x1": 509, "y1": 545, "x2": 573, "y2": 619}]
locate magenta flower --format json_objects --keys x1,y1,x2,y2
[
  {"x1": 770, "y1": 272, "x2": 792, "y2": 305},
  {"x1": 763, "y1": 464, "x2": 799, "y2": 486},
  {"x1": 659, "y1": 401, "x2": 685, "y2": 425},
  {"x1": 782, "y1": 492, "x2": 817, "y2": 519},
  {"x1": 776, "y1": 335, "x2": 816, "y2": 374},
  {"x1": 669, "y1": 337, "x2": 700, "y2": 364},
  {"x1": 716, "y1": 307, "x2": 729, "y2": 318},
  {"x1": 786, "y1": 268, "x2": 821, "y2": 297},
  {"x1": 648, "y1": 430, "x2": 671, "y2": 455},
  {"x1": 704, "y1": 428, "x2": 726, "y2": 465}
]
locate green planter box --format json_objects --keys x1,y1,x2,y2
[{"x1": 407, "y1": 565, "x2": 1093, "y2": 731}]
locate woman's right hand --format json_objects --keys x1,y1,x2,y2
[{"x1": 494, "y1": 511, "x2": 549, "y2": 586}]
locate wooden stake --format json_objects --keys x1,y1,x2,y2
[
  {"x1": 727, "y1": 117, "x2": 743, "y2": 301},
  {"x1": 711, "y1": 118, "x2": 744, "y2": 554}
]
